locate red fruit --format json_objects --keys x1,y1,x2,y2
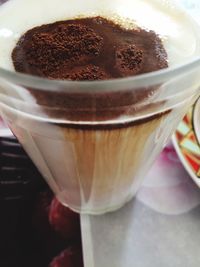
[
  {"x1": 49, "y1": 246, "x2": 83, "y2": 267},
  {"x1": 33, "y1": 191, "x2": 69, "y2": 262},
  {"x1": 33, "y1": 190, "x2": 53, "y2": 233},
  {"x1": 49, "y1": 197, "x2": 80, "y2": 239}
]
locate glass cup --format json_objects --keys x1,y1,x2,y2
[{"x1": 0, "y1": 0, "x2": 200, "y2": 214}]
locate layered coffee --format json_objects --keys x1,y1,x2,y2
[{"x1": 0, "y1": 0, "x2": 199, "y2": 213}]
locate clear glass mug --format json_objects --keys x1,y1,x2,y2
[{"x1": 0, "y1": 0, "x2": 200, "y2": 214}]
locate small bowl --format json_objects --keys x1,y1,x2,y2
[
  {"x1": 193, "y1": 97, "x2": 200, "y2": 145},
  {"x1": 173, "y1": 97, "x2": 200, "y2": 188}
]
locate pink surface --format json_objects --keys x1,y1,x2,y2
[{"x1": 137, "y1": 143, "x2": 200, "y2": 215}]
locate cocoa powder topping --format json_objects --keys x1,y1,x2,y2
[{"x1": 12, "y1": 16, "x2": 168, "y2": 80}]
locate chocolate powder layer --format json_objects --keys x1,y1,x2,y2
[
  {"x1": 12, "y1": 16, "x2": 168, "y2": 80},
  {"x1": 12, "y1": 17, "x2": 168, "y2": 123}
]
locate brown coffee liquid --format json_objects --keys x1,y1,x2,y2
[{"x1": 12, "y1": 16, "x2": 168, "y2": 80}]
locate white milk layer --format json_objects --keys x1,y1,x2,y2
[{"x1": 0, "y1": 0, "x2": 199, "y2": 71}]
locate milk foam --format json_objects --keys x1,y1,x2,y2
[{"x1": 0, "y1": 0, "x2": 199, "y2": 72}]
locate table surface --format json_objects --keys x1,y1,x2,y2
[{"x1": 81, "y1": 2, "x2": 200, "y2": 266}]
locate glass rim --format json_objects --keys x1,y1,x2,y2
[{"x1": 1, "y1": 56, "x2": 200, "y2": 93}]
